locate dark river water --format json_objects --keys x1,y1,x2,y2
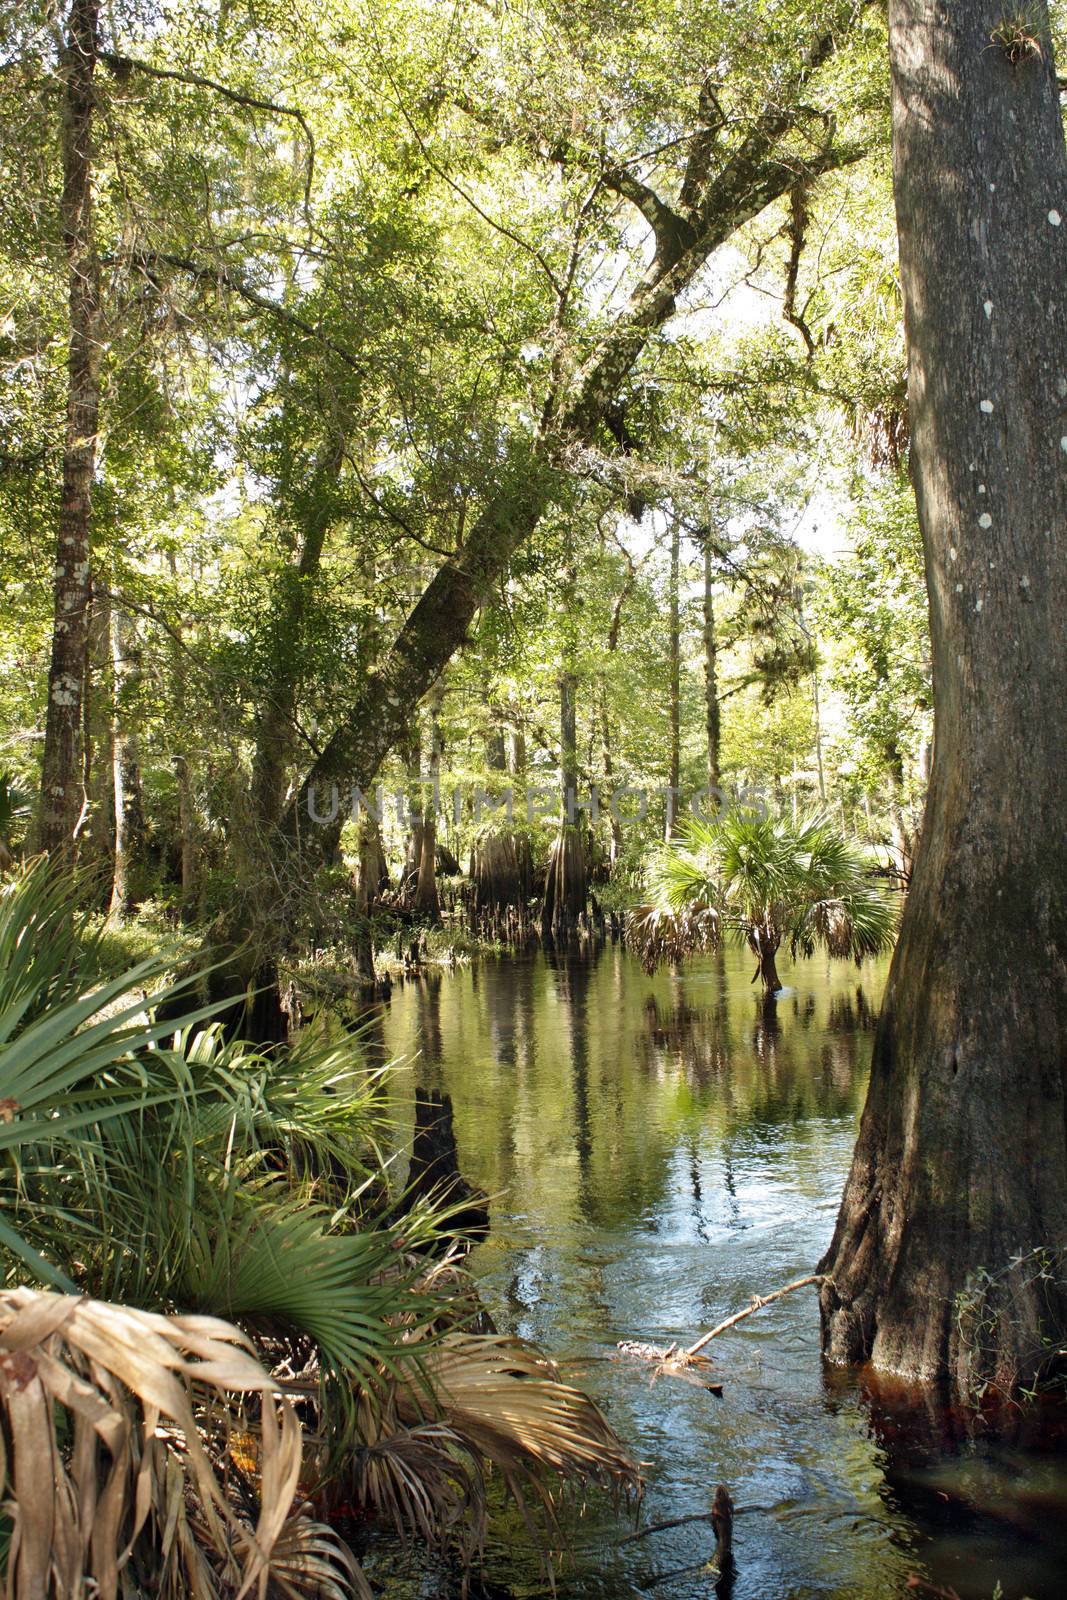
[{"x1": 359, "y1": 943, "x2": 1067, "y2": 1600}]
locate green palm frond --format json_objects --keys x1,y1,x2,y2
[
  {"x1": 629, "y1": 809, "x2": 897, "y2": 979},
  {"x1": 181, "y1": 1023, "x2": 392, "y2": 1185},
  {"x1": 0, "y1": 857, "x2": 105, "y2": 1035},
  {"x1": 178, "y1": 1179, "x2": 444, "y2": 1393}
]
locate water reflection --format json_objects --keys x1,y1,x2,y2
[{"x1": 369, "y1": 944, "x2": 1066, "y2": 1600}]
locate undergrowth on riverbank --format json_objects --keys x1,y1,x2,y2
[{"x1": 0, "y1": 860, "x2": 640, "y2": 1596}]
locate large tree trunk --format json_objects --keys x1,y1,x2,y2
[
  {"x1": 819, "y1": 0, "x2": 1067, "y2": 1397},
  {"x1": 39, "y1": 0, "x2": 102, "y2": 854}
]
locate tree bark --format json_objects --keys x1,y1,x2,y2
[
  {"x1": 39, "y1": 0, "x2": 103, "y2": 854},
  {"x1": 108, "y1": 607, "x2": 129, "y2": 921},
  {"x1": 819, "y1": 0, "x2": 1067, "y2": 1396}
]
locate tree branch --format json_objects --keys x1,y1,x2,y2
[
  {"x1": 101, "y1": 53, "x2": 315, "y2": 215},
  {"x1": 125, "y1": 250, "x2": 365, "y2": 374}
]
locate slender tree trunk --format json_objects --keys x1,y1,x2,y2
[
  {"x1": 666, "y1": 520, "x2": 681, "y2": 838},
  {"x1": 39, "y1": 0, "x2": 102, "y2": 854},
  {"x1": 167, "y1": 552, "x2": 197, "y2": 914},
  {"x1": 108, "y1": 607, "x2": 128, "y2": 921},
  {"x1": 600, "y1": 685, "x2": 622, "y2": 863},
  {"x1": 508, "y1": 719, "x2": 526, "y2": 780},
  {"x1": 703, "y1": 534, "x2": 721, "y2": 796},
  {"x1": 820, "y1": 0, "x2": 1067, "y2": 1396},
  {"x1": 412, "y1": 689, "x2": 442, "y2": 922},
  {"x1": 543, "y1": 641, "x2": 588, "y2": 939},
  {"x1": 84, "y1": 578, "x2": 113, "y2": 866},
  {"x1": 812, "y1": 657, "x2": 827, "y2": 803},
  {"x1": 601, "y1": 568, "x2": 633, "y2": 863},
  {"x1": 107, "y1": 607, "x2": 144, "y2": 920},
  {"x1": 559, "y1": 667, "x2": 578, "y2": 813}
]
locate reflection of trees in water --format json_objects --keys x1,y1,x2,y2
[
  {"x1": 827, "y1": 984, "x2": 879, "y2": 1034},
  {"x1": 792, "y1": 990, "x2": 819, "y2": 1030},
  {"x1": 352, "y1": 999, "x2": 390, "y2": 1071},
  {"x1": 414, "y1": 971, "x2": 443, "y2": 1072},
  {"x1": 482, "y1": 958, "x2": 539, "y2": 1193},
  {"x1": 637, "y1": 993, "x2": 734, "y2": 1086},
  {"x1": 545, "y1": 950, "x2": 595, "y2": 1225},
  {"x1": 751, "y1": 992, "x2": 782, "y2": 1065}
]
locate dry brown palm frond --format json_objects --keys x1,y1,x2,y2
[
  {"x1": 0, "y1": 1287, "x2": 363, "y2": 1600},
  {"x1": 626, "y1": 904, "x2": 721, "y2": 975},
  {"x1": 808, "y1": 897, "x2": 854, "y2": 958},
  {"x1": 349, "y1": 1417, "x2": 485, "y2": 1556},
  {"x1": 397, "y1": 1334, "x2": 641, "y2": 1543},
  {"x1": 343, "y1": 1334, "x2": 639, "y2": 1575}
]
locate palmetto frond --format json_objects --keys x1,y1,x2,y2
[
  {"x1": 345, "y1": 1334, "x2": 642, "y2": 1569},
  {"x1": 0, "y1": 859, "x2": 641, "y2": 1586},
  {"x1": 398, "y1": 1334, "x2": 641, "y2": 1536},
  {"x1": 629, "y1": 809, "x2": 896, "y2": 980},
  {"x1": 626, "y1": 902, "x2": 721, "y2": 975},
  {"x1": 176, "y1": 1179, "x2": 445, "y2": 1394},
  {"x1": 0, "y1": 1286, "x2": 360, "y2": 1600}
]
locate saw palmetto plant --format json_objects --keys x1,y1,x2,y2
[
  {"x1": 0, "y1": 861, "x2": 639, "y2": 1595},
  {"x1": 628, "y1": 810, "x2": 896, "y2": 992},
  {"x1": 0, "y1": 1286, "x2": 361, "y2": 1600}
]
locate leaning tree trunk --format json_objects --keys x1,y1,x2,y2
[
  {"x1": 279, "y1": 8, "x2": 866, "y2": 854},
  {"x1": 39, "y1": 0, "x2": 102, "y2": 854},
  {"x1": 820, "y1": 0, "x2": 1067, "y2": 1396}
]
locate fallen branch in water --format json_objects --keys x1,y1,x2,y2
[
  {"x1": 684, "y1": 1272, "x2": 828, "y2": 1360},
  {"x1": 618, "y1": 1273, "x2": 830, "y2": 1375}
]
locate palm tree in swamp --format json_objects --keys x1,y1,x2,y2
[{"x1": 628, "y1": 810, "x2": 896, "y2": 994}]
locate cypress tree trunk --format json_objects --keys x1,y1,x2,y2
[
  {"x1": 819, "y1": 0, "x2": 1067, "y2": 1395},
  {"x1": 39, "y1": 0, "x2": 102, "y2": 853}
]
